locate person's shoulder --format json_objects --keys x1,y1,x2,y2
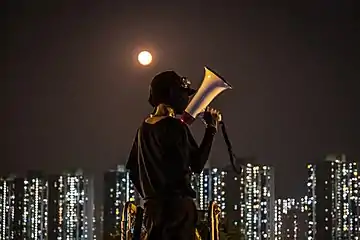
[
  {"x1": 163, "y1": 117, "x2": 186, "y2": 127},
  {"x1": 141, "y1": 116, "x2": 186, "y2": 130},
  {"x1": 159, "y1": 117, "x2": 189, "y2": 134},
  {"x1": 161, "y1": 118, "x2": 190, "y2": 141}
]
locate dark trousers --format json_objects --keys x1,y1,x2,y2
[{"x1": 143, "y1": 196, "x2": 197, "y2": 240}]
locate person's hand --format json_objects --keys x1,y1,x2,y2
[{"x1": 202, "y1": 107, "x2": 222, "y2": 130}]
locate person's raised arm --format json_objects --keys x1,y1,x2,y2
[{"x1": 189, "y1": 107, "x2": 221, "y2": 173}]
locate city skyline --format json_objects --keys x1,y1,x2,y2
[
  {"x1": 2, "y1": 154, "x2": 359, "y2": 239},
  {"x1": 0, "y1": 170, "x2": 96, "y2": 240},
  {"x1": 2, "y1": 153, "x2": 358, "y2": 198}
]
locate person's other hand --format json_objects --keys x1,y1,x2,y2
[{"x1": 202, "y1": 107, "x2": 222, "y2": 130}]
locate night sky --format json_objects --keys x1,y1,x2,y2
[{"x1": 3, "y1": 1, "x2": 359, "y2": 198}]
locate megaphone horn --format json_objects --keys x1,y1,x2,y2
[{"x1": 181, "y1": 66, "x2": 232, "y2": 125}]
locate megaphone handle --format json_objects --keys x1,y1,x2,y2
[
  {"x1": 198, "y1": 108, "x2": 222, "y2": 124},
  {"x1": 220, "y1": 121, "x2": 242, "y2": 174}
]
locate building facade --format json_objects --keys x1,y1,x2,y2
[
  {"x1": 192, "y1": 167, "x2": 227, "y2": 214},
  {"x1": 223, "y1": 163, "x2": 275, "y2": 240},
  {"x1": 102, "y1": 165, "x2": 139, "y2": 239},
  {"x1": 274, "y1": 198, "x2": 307, "y2": 239},
  {"x1": 47, "y1": 170, "x2": 96, "y2": 240},
  {"x1": 306, "y1": 155, "x2": 360, "y2": 239},
  {"x1": 243, "y1": 164, "x2": 275, "y2": 240},
  {"x1": 23, "y1": 171, "x2": 48, "y2": 240},
  {"x1": 0, "y1": 176, "x2": 23, "y2": 239}
]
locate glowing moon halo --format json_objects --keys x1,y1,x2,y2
[{"x1": 137, "y1": 51, "x2": 152, "y2": 66}]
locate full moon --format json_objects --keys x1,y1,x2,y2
[{"x1": 138, "y1": 51, "x2": 152, "y2": 66}]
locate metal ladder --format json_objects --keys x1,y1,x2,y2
[{"x1": 120, "y1": 200, "x2": 221, "y2": 240}]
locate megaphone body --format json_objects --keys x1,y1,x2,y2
[
  {"x1": 181, "y1": 67, "x2": 232, "y2": 125},
  {"x1": 181, "y1": 67, "x2": 242, "y2": 174}
]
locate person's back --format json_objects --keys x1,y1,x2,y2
[{"x1": 130, "y1": 116, "x2": 197, "y2": 199}]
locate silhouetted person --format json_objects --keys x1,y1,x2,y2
[{"x1": 126, "y1": 70, "x2": 221, "y2": 240}]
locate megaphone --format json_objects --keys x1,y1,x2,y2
[
  {"x1": 181, "y1": 67, "x2": 242, "y2": 175},
  {"x1": 181, "y1": 66, "x2": 232, "y2": 125}
]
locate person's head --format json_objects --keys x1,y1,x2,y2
[{"x1": 148, "y1": 71, "x2": 196, "y2": 114}]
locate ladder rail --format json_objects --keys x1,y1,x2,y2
[{"x1": 120, "y1": 200, "x2": 222, "y2": 240}]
